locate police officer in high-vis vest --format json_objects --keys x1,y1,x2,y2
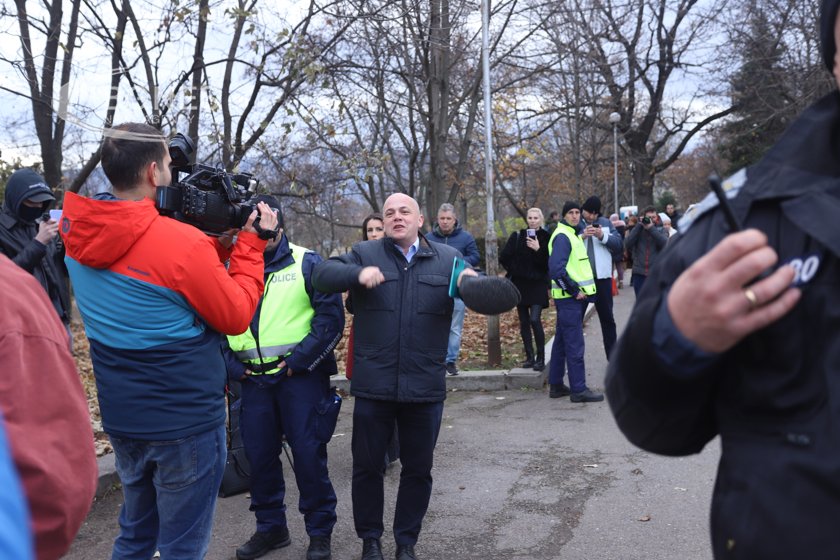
[
  {"x1": 547, "y1": 200, "x2": 603, "y2": 403},
  {"x1": 223, "y1": 195, "x2": 344, "y2": 560}
]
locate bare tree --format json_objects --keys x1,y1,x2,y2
[{"x1": 5, "y1": 0, "x2": 82, "y2": 190}]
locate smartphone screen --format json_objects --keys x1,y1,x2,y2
[
  {"x1": 526, "y1": 228, "x2": 536, "y2": 238},
  {"x1": 49, "y1": 209, "x2": 62, "y2": 222}
]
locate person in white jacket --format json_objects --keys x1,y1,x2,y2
[{"x1": 580, "y1": 196, "x2": 623, "y2": 359}]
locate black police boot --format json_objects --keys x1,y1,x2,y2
[
  {"x1": 396, "y1": 544, "x2": 418, "y2": 560},
  {"x1": 236, "y1": 527, "x2": 291, "y2": 560},
  {"x1": 307, "y1": 535, "x2": 331, "y2": 560},
  {"x1": 549, "y1": 383, "x2": 571, "y2": 398},
  {"x1": 520, "y1": 345, "x2": 535, "y2": 368},
  {"x1": 533, "y1": 346, "x2": 545, "y2": 371},
  {"x1": 361, "y1": 538, "x2": 384, "y2": 560}
]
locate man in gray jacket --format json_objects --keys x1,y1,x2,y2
[
  {"x1": 624, "y1": 205, "x2": 669, "y2": 297},
  {"x1": 312, "y1": 193, "x2": 475, "y2": 560}
]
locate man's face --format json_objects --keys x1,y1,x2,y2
[
  {"x1": 437, "y1": 210, "x2": 456, "y2": 234},
  {"x1": 666, "y1": 204, "x2": 675, "y2": 215},
  {"x1": 582, "y1": 209, "x2": 597, "y2": 223},
  {"x1": 565, "y1": 209, "x2": 581, "y2": 226},
  {"x1": 144, "y1": 142, "x2": 172, "y2": 199},
  {"x1": 384, "y1": 194, "x2": 424, "y2": 247},
  {"x1": 645, "y1": 211, "x2": 658, "y2": 224}
]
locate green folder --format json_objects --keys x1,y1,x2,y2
[{"x1": 448, "y1": 256, "x2": 467, "y2": 299}]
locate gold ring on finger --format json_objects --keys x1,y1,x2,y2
[{"x1": 743, "y1": 287, "x2": 759, "y2": 310}]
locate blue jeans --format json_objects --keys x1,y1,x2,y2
[
  {"x1": 632, "y1": 273, "x2": 647, "y2": 298},
  {"x1": 446, "y1": 298, "x2": 466, "y2": 363},
  {"x1": 109, "y1": 425, "x2": 226, "y2": 560}
]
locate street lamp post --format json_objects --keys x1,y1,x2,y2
[{"x1": 609, "y1": 112, "x2": 621, "y2": 215}]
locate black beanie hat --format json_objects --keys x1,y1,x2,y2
[
  {"x1": 253, "y1": 194, "x2": 284, "y2": 228},
  {"x1": 562, "y1": 200, "x2": 581, "y2": 217},
  {"x1": 821, "y1": 0, "x2": 840, "y2": 72},
  {"x1": 581, "y1": 195, "x2": 601, "y2": 215}
]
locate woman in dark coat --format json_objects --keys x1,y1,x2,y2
[{"x1": 499, "y1": 208, "x2": 551, "y2": 370}]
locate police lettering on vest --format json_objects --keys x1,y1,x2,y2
[{"x1": 228, "y1": 243, "x2": 315, "y2": 375}]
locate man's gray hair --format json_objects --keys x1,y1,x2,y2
[{"x1": 438, "y1": 203, "x2": 456, "y2": 215}]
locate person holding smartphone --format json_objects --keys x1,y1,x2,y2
[
  {"x1": 499, "y1": 208, "x2": 551, "y2": 370},
  {"x1": 0, "y1": 168, "x2": 71, "y2": 340},
  {"x1": 580, "y1": 196, "x2": 624, "y2": 360}
]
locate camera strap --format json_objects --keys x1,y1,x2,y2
[{"x1": 253, "y1": 218, "x2": 280, "y2": 240}]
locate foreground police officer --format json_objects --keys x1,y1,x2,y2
[
  {"x1": 547, "y1": 201, "x2": 602, "y2": 402},
  {"x1": 606, "y1": 2, "x2": 840, "y2": 557},
  {"x1": 225, "y1": 195, "x2": 343, "y2": 560}
]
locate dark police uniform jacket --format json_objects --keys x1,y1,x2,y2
[
  {"x1": 606, "y1": 90, "x2": 840, "y2": 559},
  {"x1": 312, "y1": 234, "x2": 459, "y2": 403}
]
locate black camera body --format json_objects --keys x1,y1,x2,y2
[
  {"x1": 641, "y1": 216, "x2": 652, "y2": 225},
  {"x1": 155, "y1": 133, "x2": 259, "y2": 235}
]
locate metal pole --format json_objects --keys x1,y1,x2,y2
[
  {"x1": 613, "y1": 122, "x2": 618, "y2": 215},
  {"x1": 481, "y1": 0, "x2": 500, "y2": 366}
]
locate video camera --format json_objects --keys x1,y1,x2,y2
[{"x1": 155, "y1": 133, "x2": 260, "y2": 235}]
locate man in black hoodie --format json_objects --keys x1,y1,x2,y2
[
  {"x1": 606, "y1": 1, "x2": 840, "y2": 557},
  {"x1": 0, "y1": 169, "x2": 70, "y2": 335}
]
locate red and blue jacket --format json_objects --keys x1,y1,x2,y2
[{"x1": 61, "y1": 191, "x2": 266, "y2": 440}]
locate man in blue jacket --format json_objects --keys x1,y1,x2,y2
[
  {"x1": 313, "y1": 193, "x2": 476, "y2": 560},
  {"x1": 225, "y1": 196, "x2": 344, "y2": 560},
  {"x1": 426, "y1": 203, "x2": 480, "y2": 375}
]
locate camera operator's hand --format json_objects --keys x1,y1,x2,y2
[
  {"x1": 35, "y1": 219, "x2": 60, "y2": 245},
  {"x1": 667, "y1": 229, "x2": 801, "y2": 353},
  {"x1": 243, "y1": 202, "x2": 279, "y2": 236},
  {"x1": 359, "y1": 266, "x2": 385, "y2": 289}
]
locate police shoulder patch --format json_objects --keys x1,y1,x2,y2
[{"x1": 679, "y1": 168, "x2": 748, "y2": 234}]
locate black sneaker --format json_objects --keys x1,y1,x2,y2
[
  {"x1": 533, "y1": 360, "x2": 545, "y2": 372},
  {"x1": 445, "y1": 362, "x2": 459, "y2": 376},
  {"x1": 520, "y1": 358, "x2": 535, "y2": 368},
  {"x1": 236, "y1": 527, "x2": 291, "y2": 560},
  {"x1": 396, "y1": 543, "x2": 418, "y2": 560},
  {"x1": 549, "y1": 383, "x2": 571, "y2": 398},
  {"x1": 570, "y1": 389, "x2": 604, "y2": 403},
  {"x1": 307, "y1": 535, "x2": 331, "y2": 560}
]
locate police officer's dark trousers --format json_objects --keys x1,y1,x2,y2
[
  {"x1": 549, "y1": 297, "x2": 588, "y2": 393},
  {"x1": 352, "y1": 397, "x2": 444, "y2": 546},
  {"x1": 239, "y1": 371, "x2": 338, "y2": 537}
]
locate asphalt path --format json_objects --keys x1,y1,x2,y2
[{"x1": 66, "y1": 281, "x2": 720, "y2": 560}]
